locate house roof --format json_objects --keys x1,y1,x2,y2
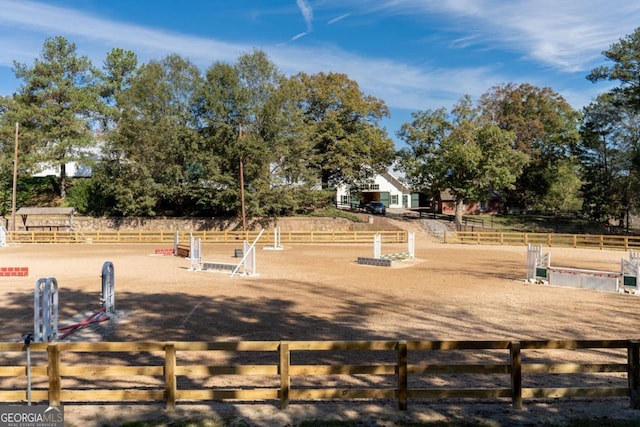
[{"x1": 382, "y1": 172, "x2": 410, "y2": 192}]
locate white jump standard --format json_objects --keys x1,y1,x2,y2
[
  {"x1": 358, "y1": 232, "x2": 415, "y2": 267},
  {"x1": 264, "y1": 227, "x2": 283, "y2": 251},
  {"x1": 0, "y1": 224, "x2": 7, "y2": 247},
  {"x1": 526, "y1": 244, "x2": 640, "y2": 294},
  {"x1": 32, "y1": 261, "x2": 116, "y2": 343},
  {"x1": 183, "y1": 229, "x2": 264, "y2": 276}
]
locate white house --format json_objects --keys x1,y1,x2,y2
[
  {"x1": 32, "y1": 162, "x2": 92, "y2": 178},
  {"x1": 336, "y1": 171, "x2": 419, "y2": 209}
]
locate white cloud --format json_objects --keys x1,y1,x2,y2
[
  {"x1": 0, "y1": 0, "x2": 243, "y2": 68},
  {"x1": 324, "y1": 0, "x2": 640, "y2": 72},
  {"x1": 0, "y1": 0, "x2": 623, "y2": 114},
  {"x1": 290, "y1": 32, "x2": 308, "y2": 42},
  {"x1": 328, "y1": 13, "x2": 351, "y2": 25},
  {"x1": 296, "y1": 0, "x2": 314, "y2": 32}
]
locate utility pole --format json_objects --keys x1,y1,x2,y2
[
  {"x1": 239, "y1": 125, "x2": 247, "y2": 236},
  {"x1": 11, "y1": 123, "x2": 19, "y2": 232}
]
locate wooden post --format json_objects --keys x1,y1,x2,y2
[
  {"x1": 47, "y1": 344, "x2": 61, "y2": 407},
  {"x1": 397, "y1": 340, "x2": 408, "y2": 410},
  {"x1": 628, "y1": 340, "x2": 640, "y2": 409},
  {"x1": 164, "y1": 344, "x2": 177, "y2": 410},
  {"x1": 510, "y1": 341, "x2": 522, "y2": 410},
  {"x1": 279, "y1": 341, "x2": 290, "y2": 409}
]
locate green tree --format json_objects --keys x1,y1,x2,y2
[
  {"x1": 11, "y1": 36, "x2": 100, "y2": 199},
  {"x1": 198, "y1": 59, "x2": 252, "y2": 218},
  {"x1": 478, "y1": 83, "x2": 581, "y2": 211},
  {"x1": 98, "y1": 47, "x2": 139, "y2": 131},
  {"x1": 94, "y1": 54, "x2": 203, "y2": 216},
  {"x1": 587, "y1": 27, "x2": 640, "y2": 112},
  {"x1": 580, "y1": 93, "x2": 640, "y2": 229},
  {"x1": 286, "y1": 72, "x2": 396, "y2": 190},
  {"x1": 199, "y1": 50, "x2": 326, "y2": 219},
  {"x1": 398, "y1": 95, "x2": 528, "y2": 227},
  {"x1": 0, "y1": 96, "x2": 16, "y2": 216},
  {"x1": 586, "y1": 28, "x2": 640, "y2": 229}
]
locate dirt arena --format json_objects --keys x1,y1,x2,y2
[{"x1": 2, "y1": 220, "x2": 640, "y2": 426}]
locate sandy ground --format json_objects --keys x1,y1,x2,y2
[{"x1": 2, "y1": 218, "x2": 640, "y2": 426}]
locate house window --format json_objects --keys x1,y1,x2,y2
[
  {"x1": 340, "y1": 195, "x2": 350, "y2": 205},
  {"x1": 391, "y1": 195, "x2": 398, "y2": 205}
]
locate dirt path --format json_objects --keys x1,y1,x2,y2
[{"x1": 1, "y1": 219, "x2": 640, "y2": 425}]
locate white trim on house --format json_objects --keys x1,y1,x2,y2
[
  {"x1": 33, "y1": 162, "x2": 92, "y2": 178},
  {"x1": 336, "y1": 171, "x2": 416, "y2": 209}
]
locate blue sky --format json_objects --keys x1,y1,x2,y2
[{"x1": 1, "y1": 0, "x2": 639, "y2": 148}]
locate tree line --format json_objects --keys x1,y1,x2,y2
[{"x1": 1, "y1": 28, "x2": 639, "y2": 229}]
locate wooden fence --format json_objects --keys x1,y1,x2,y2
[
  {"x1": 4, "y1": 230, "x2": 407, "y2": 245},
  {"x1": 1, "y1": 339, "x2": 639, "y2": 411},
  {"x1": 445, "y1": 231, "x2": 640, "y2": 251}
]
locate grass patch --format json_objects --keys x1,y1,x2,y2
[
  {"x1": 466, "y1": 214, "x2": 608, "y2": 234},
  {"x1": 306, "y1": 206, "x2": 363, "y2": 222}
]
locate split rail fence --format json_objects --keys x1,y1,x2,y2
[
  {"x1": 1, "y1": 339, "x2": 639, "y2": 411},
  {"x1": 4, "y1": 230, "x2": 407, "y2": 245},
  {"x1": 445, "y1": 231, "x2": 640, "y2": 251}
]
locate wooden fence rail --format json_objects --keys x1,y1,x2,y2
[
  {"x1": 445, "y1": 231, "x2": 640, "y2": 251},
  {"x1": 5, "y1": 230, "x2": 407, "y2": 245},
  {"x1": 0, "y1": 339, "x2": 638, "y2": 411}
]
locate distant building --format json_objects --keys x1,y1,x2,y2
[
  {"x1": 32, "y1": 162, "x2": 92, "y2": 178},
  {"x1": 336, "y1": 171, "x2": 421, "y2": 209}
]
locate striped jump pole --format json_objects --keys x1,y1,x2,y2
[
  {"x1": 101, "y1": 261, "x2": 115, "y2": 314},
  {"x1": 34, "y1": 278, "x2": 59, "y2": 342}
]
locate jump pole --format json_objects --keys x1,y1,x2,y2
[
  {"x1": 33, "y1": 278, "x2": 59, "y2": 342},
  {"x1": 173, "y1": 230, "x2": 179, "y2": 255},
  {"x1": 264, "y1": 227, "x2": 283, "y2": 250},
  {"x1": 101, "y1": 261, "x2": 115, "y2": 313},
  {"x1": 0, "y1": 224, "x2": 6, "y2": 247},
  {"x1": 189, "y1": 233, "x2": 202, "y2": 271},
  {"x1": 232, "y1": 229, "x2": 265, "y2": 277},
  {"x1": 373, "y1": 232, "x2": 414, "y2": 260},
  {"x1": 408, "y1": 232, "x2": 415, "y2": 259}
]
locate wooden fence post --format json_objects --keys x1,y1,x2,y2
[
  {"x1": 47, "y1": 344, "x2": 61, "y2": 407},
  {"x1": 164, "y1": 344, "x2": 176, "y2": 410},
  {"x1": 279, "y1": 341, "x2": 290, "y2": 409},
  {"x1": 397, "y1": 340, "x2": 408, "y2": 410},
  {"x1": 628, "y1": 340, "x2": 640, "y2": 409},
  {"x1": 509, "y1": 341, "x2": 522, "y2": 410}
]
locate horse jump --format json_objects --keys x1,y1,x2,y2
[
  {"x1": 32, "y1": 261, "x2": 115, "y2": 342},
  {"x1": 358, "y1": 232, "x2": 415, "y2": 267},
  {"x1": 526, "y1": 245, "x2": 640, "y2": 294},
  {"x1": 179, "y1": 230, "x2": 264, "y2": 277}
]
